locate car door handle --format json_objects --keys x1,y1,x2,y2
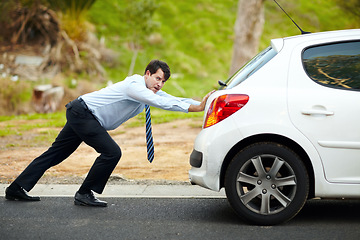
[{"x1": 301, "y1": 109, "x2": 334, "y2": 116}]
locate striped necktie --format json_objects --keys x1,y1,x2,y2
[{"x1": 145, "y1": 105, "x2": 154, "y2": 163}]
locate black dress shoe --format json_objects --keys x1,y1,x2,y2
[
  {"x1": 5, "y1": 187, "x2": 41, "y2": 201},
  {"x1": 74, "y1": 191, "x2": 107, "y2": 207}
]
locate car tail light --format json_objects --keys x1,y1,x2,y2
[{"x1": 204, "y1": 94, "x2": 249, "y2": 128}]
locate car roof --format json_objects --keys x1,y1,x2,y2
[
  {"x1": 283, "y1": 28, "x2": 360, "y2": 41},
  {"x1": 271, "y1": 29, "x2": 360, "y2": 52}
]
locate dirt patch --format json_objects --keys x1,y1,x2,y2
[{"x1": 0, "y1": 118, "x2": 203, "y2": 185}]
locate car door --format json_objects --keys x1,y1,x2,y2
[{"x1": 287, "y1": 40, "x2": 360, "y2": 184}]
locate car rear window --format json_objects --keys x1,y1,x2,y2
[
  {"x1": 224, "y1": 46, "x2": 277, "y2": 89},
  {"x1": 302, "y1": 41, "x2": 360, "y2": 90}
]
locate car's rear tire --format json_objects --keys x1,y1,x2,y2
[{"x1": 224, "y1": 142, "x2": 309, "y2": 225}]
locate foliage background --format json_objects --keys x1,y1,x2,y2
[
  {"x1": 0, "y1": 0, "x2": 359, "y2": 119},
  {"x1": 87, "y1": 0, "x2": 359, "y2": 98}
]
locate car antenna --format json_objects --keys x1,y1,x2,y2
[{"x1": 273, "y1": 0, "x2": 311, "y2": 35}]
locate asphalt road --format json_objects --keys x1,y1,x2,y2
[{"x1": 1, "y1": 197, "x2": 359, "y2": 240}]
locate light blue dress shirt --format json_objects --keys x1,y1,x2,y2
[{"x1": 81, "y1": 74, "x2": 200, "y2": 130}]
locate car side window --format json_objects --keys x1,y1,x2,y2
[{"x1": 302, "y1": 41, "x2": 360, "y2": 90}]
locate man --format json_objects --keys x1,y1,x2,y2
[{"x1": 5, "y1": 60, "x2": 214, "y2": 207}]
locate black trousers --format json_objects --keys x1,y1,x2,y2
[{"x1": 13, "y1": 98, "x2": 121, "y2": 194}]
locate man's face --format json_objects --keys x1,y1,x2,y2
[{"x1": 144, "y1": 68, "x2": 166, "y2": 93}]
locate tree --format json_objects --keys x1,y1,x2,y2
[
  {"x1": 229, "y1": 0, "x2": 265, "y2": 76},
  {"x1": 48, "y1": 0, "x2": 97, "y2": 41},
  {"x1": 0, "y1": 0, "x2": 108, "y2": 80},
  {"x1": 123, "y1": 0, "x2": 159, "y2": 76},
  {"x1": 0, "y1": 0, "x2": 60, "y2": 45}
]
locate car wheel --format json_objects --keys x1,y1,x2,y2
[{"x1": 225, "y1": 142, "x2": 309, "y2": 225}]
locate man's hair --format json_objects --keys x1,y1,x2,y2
[{"x1": 145, "y1": 60, "x2": 171, "y2": 80}]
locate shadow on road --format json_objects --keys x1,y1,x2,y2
[{"x1": 295, "y1": 199, "x2": 360, "y2": 223}]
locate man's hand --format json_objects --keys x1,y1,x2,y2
[{"x1": 188, "y1": 90, "x2": 215, "y2": 112}]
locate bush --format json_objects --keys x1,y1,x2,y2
[{"x1": 0, "y1": 78, "x2": 32, "y2": 115}]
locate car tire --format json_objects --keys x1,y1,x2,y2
[{"x1": 224, "y1": 142, "x2": 309, "y2": 225}]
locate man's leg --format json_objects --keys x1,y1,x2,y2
[
  {"x1": 72, "y1": 129, "x2": 121, "y2": 207},
  {"x1": 69, "y1": 116, "x2": 121, "y2": 194},
  {"x1": 81, "y1": 136, "x2": 121, "y2": 194},
  {"x1": 65, "y1": 100, "x2": 122, "y2": 194},
  {"x1": 12, "y1": 122, "x2": 82, "y2": 192}
]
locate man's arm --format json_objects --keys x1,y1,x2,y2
[
  {"x1": 127, "y1": 79, "x2": 190, "y2": 112},
  {"x1": 156, "y1": 90, "x2": 200, "y2": 106},
  {"x1": 188, "y1": 90, "x2": 215, "y2": 112}
]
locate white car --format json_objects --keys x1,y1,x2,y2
[{"x1": 189, "y1": 29, "x2": 360, "y2": 225}]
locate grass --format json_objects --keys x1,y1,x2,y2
[
  {"x1": 0, "y1": 112, "x2": 66, "y2": 124},
  {"x1": 261, "y1": 0, "x2": 358, "y2": 48},
  {"x1": 33, "y1": 129, "x2": 60, "y2": 145},
  {"x1": 88, "y1": 0, "x2": 358, "y2": 98},
  {"x1": 0, "y1": 112, "x2": 66, "y2": 138},
  {"x1": 88, "y1": 0, "x2": 237, "y2": 98},
  {"x1": 0, "y1": 128, "x2": 20, "y2": 137}
]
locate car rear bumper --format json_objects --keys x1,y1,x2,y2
[
  {"x1": 188, "y1": 118, "x2": 242, "y2": 191},
  {"x1": 189, "y1": 149, "x2": 217, "y2": 190},
  {"x1": 189, "y1": 149, "x2": 203, "y2": 168}
]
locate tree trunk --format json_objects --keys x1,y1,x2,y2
[{"x1": 229, "y1": 0, "x2": 265, "y2": 76}]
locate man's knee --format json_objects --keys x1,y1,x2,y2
[
  {"x1": 106, "y1": 145, "x2": 121, "y2": 162},
  {"x1": 113, "y1": 145, "x2": 122, "y2": 161},
  {"x1": 98, "y1": 143, "x2": 121, "y2": 163}
]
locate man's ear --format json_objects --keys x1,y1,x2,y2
[{"x1": 145, "y1": 70, "x2": 151, "y2": 76}]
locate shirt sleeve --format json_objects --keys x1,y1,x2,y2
[
  {"x1": 126, "y1": 78, "x2": 192, "y2": 113},
  {"x1": 156, "y1": 90, "x2": 201, "y2": 106}
]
